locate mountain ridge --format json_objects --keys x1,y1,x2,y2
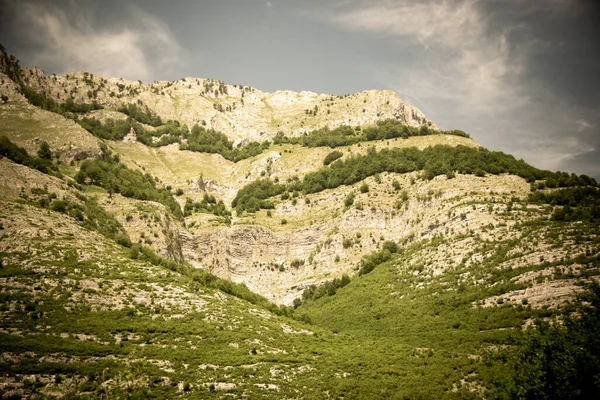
[{"x1": 13, "y1": 61, "x2": 436, "y2": 144}]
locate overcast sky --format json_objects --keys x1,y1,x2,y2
[{"x1": 1, "y1": 0, "x2": 599, "y2": 179}]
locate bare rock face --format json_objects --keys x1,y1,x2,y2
[
  {"x1": 0, "y1": 72, "x2": 24, "y2": 102},
  {"x1": 123, "y1": 127, "x2": 137, "y2": 144},
  {"x1": 181, "y1": 224, "x2": 330, "y2": 303}
]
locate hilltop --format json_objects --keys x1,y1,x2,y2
[
  {"x1": 12, "y1": 57, "x2": 434, "y2": 144},
  {"x1": 1, "y1": 46, "x2": 599, "y2": 398}
]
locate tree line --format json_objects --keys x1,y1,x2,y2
[
  {"x1": 0, "y1": 136, "x2": 58, "y2": 176},
  {"x1": 233, "y1": 144, "x2": 598, "y2": 214},
  {"x1": 273, "y1": 118, "x2": 470, "y2": 148}
]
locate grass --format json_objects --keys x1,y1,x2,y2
[
  {"x1": 0, "y1": 102, "x2": 100, "y2": 156},
  {"x1": 1, "y1": 154, "x2": 599, "y2": 398}
]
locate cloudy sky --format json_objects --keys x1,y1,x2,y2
[{"x1": 1, "y1": 0, "x2": 599, "y2": 179}]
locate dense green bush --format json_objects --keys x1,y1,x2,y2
[
  {"x1": 231, "y1": 179, "x2": 284, "y2": 214},
  {"x1": 79, "y1": 118, "x2": 143, "y2": 141},
  {"x1": 75, "y1": 159, "x2": 182, "y2": 218},
  {"x1": 79, "y1": 117, "x2": 185, "y2": 148},
  {"x1": 136, "y1": 121, "x2": 187, "y2": 147},
  {"x1": 118, "y1": 103, "x2": 162, "y2": 126},
  {"x1": 359, "y1": 241, "x2": 400, "y2": 275},
  {"x1": 184, "y1": 193, "x2": 231, "y2": 218},
  {"x1": 0, "y1": 136, "x2": 57, "y2": 175},
  {"x1": 323, "y1": 150, "x2": 343, "y2": 166},
  {"x1": 296, "y1": 274, "x2": 351, "y2": 307},
  {"x1": 274, "y1": 119, "x2": 470, "y2": 149},
  {"x1": 183, "y1": 124, "x2": 267, "y2": 162},
  {"x1": 344, "y1": 191, "x2": 355, "y2": 207},
  {"x1": 529, "y1": 187, "x2": 600, "y2": 222}
]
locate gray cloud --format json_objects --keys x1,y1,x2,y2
[
  {"x1": 0, "y1": 0, "x2": 184, "y2": 83},
  {"x1": 327, "y1": 0, "x2": 600, "y2": 179}
]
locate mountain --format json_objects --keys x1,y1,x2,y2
[{"x1": 1, "y1": 46, "x2": 599, "y2": 399}]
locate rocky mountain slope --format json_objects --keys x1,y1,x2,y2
[
  {"x1": 16, "y1": 64, "x2": 435, "y2": 144},
  {"x1": 1, "y1": 46, "x2": 599, "y2": 398}
]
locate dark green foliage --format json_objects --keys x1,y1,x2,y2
[
  {"x1": 344, "y1": 191, "x2": 355, "y2": 207},
  {"x1": 359, "y1": 182, "x2": 369, "y2": 193},
  {"x1": 529, "y1": 187, "x2": 600, "y2": 222},
  {"x1": 183, "y1": 124, "x2": 266, "y2": 162},
  {"x1": 79, "y1": 117, "x2": 185, "y2": 147},
  {"x1": 234, "y1": 145, "x2": 595, "y2": 214},
  {"x1": 0, "y1": 136, "x2": 57, "y2": 175},
  {"x1": 184, "y1": 124, "x2": 231, "y2": 154},
  {"x1": 296, "y1": 274, "x2": 351, "y2": 307},
  {"x1": 184, "y1": 194, "x2": 231, "y2": 218},
  {"x1": 118, "y1": 103, "x2": 163, "y2": 126},
  {"x1": 37, "y1": 141, "x2": 52, "y2": 160},
  {"x1": 301, "y1": 145, "x2": 592, "y2": 195},
  {"x1": 136, "y1": 122, "x2": 186, "y2": 147},
  {"x1": 75, "y1": 159, "x2": 182, "y2": 218},
  {"x1": 323, "y1": 150, "x2": 343, "y2": 166},
  {"x1": 514, "y1": 283, "x2": 600, "y2": 399},
  {"x1": 274, "y1": 119, "x2": 470, "y2": 149},
  {"x1": 78, "y1": 117, "x2": 140, "y2": 141},
  {"x1": 301, "y1": 125, "x2": 361, "y2": 148},
  {"x1": 358, "y1": 241, "x2": 400, "y2": 275},
  {"x1": 231, "y1": 179, "x2": 284, "y2": 214}
]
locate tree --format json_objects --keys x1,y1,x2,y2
[
  {"x1": 514, "y1": 283, "x2": 600, "y2": 399},
  {"x1": 37, "y1": 141, "x2": 52, "y2": 160}
]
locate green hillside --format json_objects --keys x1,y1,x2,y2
[{"x1": 1, "y1": 47, "x2": 599, "y2": 399}]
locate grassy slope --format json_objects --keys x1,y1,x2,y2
[
  {"x1": 110, "y1": 134, "x2": 477, "y2": 206},
  {"x1": 0, "y1": 101, "x2": 100, "y2": 157},
  {"x1": 0, "y1": 198, "x2": 328, "y2": 399},
  {"x1": 296, "y1": 198, "x2": 600, "y2": 398},
  {"x1": 1, "y1": 162, "x2": 598, "y2": 398}
]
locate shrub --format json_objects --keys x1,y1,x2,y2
[
  {"x1": 344, "y1": 191, "x2": 355, "y2": 207},
  {"x1": 323, "y1": 150, "x2": 343, "y2": 166}
]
